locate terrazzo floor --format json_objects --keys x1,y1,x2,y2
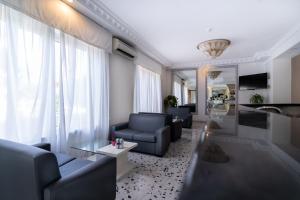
[{"x1": 116, "y1": 122, "x2": 205, "y2": 200}]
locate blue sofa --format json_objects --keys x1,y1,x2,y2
[
  {"x1": 111, "y1": 113, "x2": 170, "y2": 156},
  {"x1": 0, "y1": 139, "x2": 116, "y2": 200}
]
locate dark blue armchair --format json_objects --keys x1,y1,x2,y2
[{"x1": 0, "y1": 139, "x2": 116, "y2": 200}]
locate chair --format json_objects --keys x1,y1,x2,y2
[
  {"x1": 139, "y1": 112, "x2": 182, "y2": 141},
  {"x1": 111, "y1": 113, "x2": 170, "y2": 156},
  {"x1": 0, "y1": 139, "x2": 116, "y2": 200},
  {"x1": 167, "y1": 107, "x2": 193, "y2": 128}
]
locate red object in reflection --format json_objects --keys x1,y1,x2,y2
[{"x1": 111, "y1": 140, "x2": 116, "y2": 146}]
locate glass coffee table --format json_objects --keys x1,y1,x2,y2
[{"x1": 70, "y1": 139, "x2": 138, "y2": 180}]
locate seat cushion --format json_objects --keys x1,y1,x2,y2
[
  {"x1": 59, "y1": 158, "x2": 93, "y2": 177},
  {"x1": 55, "y1": 153, "x2": 76, "y2": 167},
  {"x1": 133, "y1": 133, "x2": 156, "y2": 143},
  {"x1": 115, "y1": 129, "x2": 140, "y2": 140}
]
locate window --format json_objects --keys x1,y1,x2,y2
[
  {"x1": 183, "y1": 86, "x2": 188, "y2": 105},
  {"x1": 134, "y1": 65, "x2": 162, "y2": 113},
  {"x1": 0, "y1": 4, "x2": 109, "y2": 152},
  {"x1": 173, "y1": 81, "x2": 182, "y2": 105}
]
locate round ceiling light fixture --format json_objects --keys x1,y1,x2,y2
[
  {"x1": 197, "y1": 39, "x2": 231, "y2": 59},
  {"x1": 208, "y1": 71, "x2": 222, "y2": 80}
]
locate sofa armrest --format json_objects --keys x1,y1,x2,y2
[
  {"x1": 111, "y1": 122, "x2": 129, "y2": 131},
  {"x1": 155, "y1": 126, "x2": 171, "y2": 156},
  {"x1": 33, "y1": 143, "x2": 51, "y2": 151},
  {"x1": 44, "y1": 157, "x2": 116, "y2": 200}
]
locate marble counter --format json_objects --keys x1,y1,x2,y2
[{"x1": 179, "y1": 105, "x2": 300, "y2": 200}]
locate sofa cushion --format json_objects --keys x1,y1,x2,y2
[
  {"x1": 133, "y1": 133, "x2": 156, "y2": 143},
  {"x1": 128, "y1": 113, "x2": 166, "y2": 132},
  {"x1": 59, "y1": 158, "x2": 93, "y2": 177},
  {"x1": 55, "y1": 153, "x2": 76, "y2": 167},
  {"x1": 115, "y1": 129, "x2": 140, "y2": 140}
]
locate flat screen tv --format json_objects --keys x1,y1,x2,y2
[{"x1": 239, "y1": 73, "x2": 268, "y2": 90}]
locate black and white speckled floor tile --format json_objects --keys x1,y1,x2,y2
[{"x1": 116, "y1": 123, "x2": 205, "y2": 200}]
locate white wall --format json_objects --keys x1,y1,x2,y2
[
  {"x1": 238, "y1": 61, "x2": 271, "y2": 104},
  {"x1": 109, "y1": 51, "x2": 167, "y2": 124},
  {"x1": 271, "y1": 57, "x2": 292, "y2": 103},
  {"x1": 292, "y1": 54, "x2": 300, "y2": 103},
  {"x1": 109, "y1": 54, "x2": 135, "y2": 125},
  {"x1": 161, "y1": 68, "x2": 172, "y2": 101},
  {"x1": 196, "y1": 67, "x2": 209, "y2": 121}
]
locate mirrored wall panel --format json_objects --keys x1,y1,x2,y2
[
  {"x1": 173, "y1": 70, "x2": 197, "y2": 113},
  {"x1": 207, "y1": 67, "x2": 236, "y2": 112},
  {"x1": 206, "y1": 66, "x2": 237, "y2": 135}
]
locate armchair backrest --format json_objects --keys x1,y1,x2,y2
[
  {"x1": 0, "y1": 139, "x2": 61, "y2": 200},
  {"x1": 138, "y1": 112, "x2": 172, "y2": 126},
  {"x1": 129, "y1": 113, "x2": 166, "y2": 132},
  {"x1": 167, "y1": 107, "x2": 191, "y2": 119},
  {"x1": 179, "y1": 103, "x2": 196, "y2": 113}
]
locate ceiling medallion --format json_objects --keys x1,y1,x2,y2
[{"x1": 197, "y1": 39, "x2": 231, "y2": 59}]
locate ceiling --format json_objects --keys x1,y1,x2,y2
[
  {"x1": 279, "y1": 42, "x2": 300, "y2": 58},
  {"x1": 76, "y1": 0, "x2": 300, "y2": 67},
  {"x1": 176, "y1": 70, "x2": 196, "y2": 81},
  {"x1": 175, "y1": 70, "x2": 197, "y2": 89}
]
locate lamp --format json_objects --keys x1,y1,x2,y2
[
  {"x1": 197, "y1": 39, "x2": 231, "y2": 58},
  {"x1": 208, "y1": 71, "x2": 222, "y2": 80}
]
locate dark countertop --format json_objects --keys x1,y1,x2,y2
[{"x1": 179, "y1": 105, "x2": 300, "y2": 200}]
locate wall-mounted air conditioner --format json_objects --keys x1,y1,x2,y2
[{"x1": 112, "y1": 37, "x2": 136, "y2": 60}]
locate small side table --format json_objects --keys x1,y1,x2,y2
[
  {"x1": 89, "y1": 141, "x2": 138, "y2": 180},
  {"x1": 171, "y1": 119, "x2": 183, "y2": 141}
]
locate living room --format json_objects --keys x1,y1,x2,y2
[{"x1": 1, "y1": 0, "x2": 300, "y2": 200}]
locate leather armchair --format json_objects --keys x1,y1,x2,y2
[
  {"x1": 179, "y1": 103, "x2": 196, "y2": 113},
  {"x1": 139, "y1": 112, "x2": 182, "y2": 141},
  {"x1": 111, "y1": 113, "x2": 171, "y2": 156},
  {"x1": 44, "y1": 156, "x2": 116, "y2": 200},
  {"x1": 155, "y1": 126, "x2": 171, "y2": 155},
  {"x1": 33, "y1": 142, "x2": 51, "y2": 151},
  {"x1": 0, "y1": 139, "x2": 116, "y2": 200},
  {"x1": 167, "y1": 107, "x2": 193, "y2": 128}
]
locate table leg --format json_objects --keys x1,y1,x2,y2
[
  {"x1": 117, "y1": 151, "x2": 134, "y2": 180},
  {"x1": 87, "y1": 152, "x2": 134, "y2": 180}
]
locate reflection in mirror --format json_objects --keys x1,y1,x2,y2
[
  {"x1": 206, "y1": 66, "x2": 237, "y2": 116},
  {"x1": 206, "y1": 66, "x2": 238, "y2": 136},
  {"x1": 173, "y1": 70, "x2": 197, "y2": 113}
]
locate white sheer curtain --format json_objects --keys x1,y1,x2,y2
[
  {"x1": 58, "y1": 33, "x2": 109, "y2": 152},
  {"x1": 183, "y1": 86, "x2": 188, "y2": 105},
  {"x1": 134, "y1": 65, "x2": 162, "y2": 113},
  {"x1": 0, "y1": 4, "x2": 57, "y2": 145},
  {"x1": 0, "y1": 4, "x2": 110, "y2": 152},
  {"x1": 173, "y1": 81, "x2": 182, "y2": 105}
]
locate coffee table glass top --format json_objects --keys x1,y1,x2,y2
[{"x1": 69, "y1": 139, "x2": 110, "y2": 153}]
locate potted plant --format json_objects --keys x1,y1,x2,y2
[
  {"x1": 250, "y1": 93, "x2": 264, "y2": 104},
  {"x1": 164, "y1": 95, "x2": 178, "y2": 110}
]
